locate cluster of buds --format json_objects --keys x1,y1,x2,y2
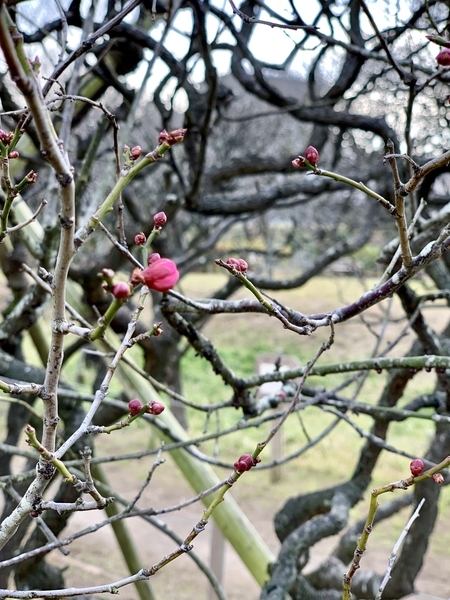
[
  {"x1": 225, "y1": 257, "x2": 248, "y2": 274},
  {"x1": 157, "y1": 128, "x2": 187, "y2": 147},
  {"x1": 128, "y1": 398, "x2": 165, "y2": 417},
  {"x1": 292, "y1": 145, "x2": 320, "y2": 168},
  {"x1": 233, "y1": 454, "x2": 261, "y2": 473},
  {"x1": 132, "y1": 253, "x2": 179, "y2": 293},
  {"x1": 99, "y1": 268, "x2": 132, "y2": 300}
]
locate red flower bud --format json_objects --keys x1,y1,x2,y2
[
  {"x1": 140, "y1": 258, "x2": 179, "y2": 292},
  {"x1": 292, "y1": 157, "x2": 305, "y2": 168},
  {"x1": 147, "y1": 401, "x2": 165, "y2": 415},
  {"x1": 148, "y1": 252, "x2": 161, "y2": 265},
  {"x1": 112, "y1": 282, "x2": 131, "y2": 299},
  {"x1": 153, "y1": 211, "x2": 167, "y2": 227},
  {"x1": 234, "y1": 454, "x2": 260, "y2": 472},
  {"x1": 436, "y1": 49, "x2": 450, "y2": 66},
  {"x1": 8, "y1": 151, "x2": 19, "y2": 159},
  {"x1": 128, "y1": 398, "x2": 143, "y2": 416},
  {"x1": 305, "y1": 145, "x2": 319, "y2": 166},
  {"x1": 134, "y1": 232, "x2": 147, "y2": 246},
  {"x1": 432, "y1": 473, "x2": 444, "y2": 484},
  {"x1": 410, "y1": 458, "x2": 424, "y2": 477},
  {"x1": 129, "y1": 145, "x2": 142, "y2": 160}
]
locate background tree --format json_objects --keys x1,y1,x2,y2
[{"x1": 1, "y1": 1, "x2": 450, "y2": 599}]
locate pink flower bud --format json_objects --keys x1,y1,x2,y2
[
  {"x1": 305, "y1": 145, "x2": 319, "y2": 166},
  {"x1": 134, "y1": 232, "x2": 147, "y2": 246},
  {"x1": 129, "y1": 145, "x2": 142, "y2": 160},
  {"x1": 292, "y1": 157, "x2": 305, "y2": 168},
  {"x1": 147, "y1": 401, "x2": 165, "y2": 415},
  {"x1": 140, "y1": 258, "x2": 179, "y2": 292},
  {"x1": 8, "y1": 151, "x2": 19, "y2": 159},
  {"x1": 112, "y1": 282, "x2": 131, "y2": 299},
  {"x1": 153, "y1": 211, "x2": 167, "y2": 227},
  {"x1": 432, "y1": 473, "x2": 444, "y2": 484},
  {"x1": 436, "y1": 49, "x2": 450, "y2": 66},
  {"x1": 148, "y1": 252, "x2": 161, "y2": 265},
  {"x1": 157, "y1": 128, "x2": 187, "y2": 146},
  {"x1": 236, "y1": 259, "x2": 248, "y2": 273},
  {"x1": 226, "y1": 257, "x2": 248, "y2": 273},
  {"x1": 226, "y1": 257, "x2": 240, "y2": 269},
  {"x1": 128, "y1": 398, "x2": 143, "y2": 416},
  {"x1": 233, "y1": 454, "x2": 260, "y2": 472},
  {"x1": 410, "y1": 458, "x2": 424, "y2": 477}
]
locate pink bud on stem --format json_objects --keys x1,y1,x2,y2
[
  {"x1": 112, "y1": 282, "x2": 131, "y2": 299},
  {"x1": 233, "y1": 454, "x2": 261, "y2": 473},
  {"x1": 410, "y1": 458, "x2": 424, "y2": 477},
  {"x1": 147, "y1": 401, "x2": 165, "y2": 415},
  {"x1": 153, "y1": 211, "x2": 167, "y2": 228},
  {"x1": 226, "y1": 257, "x2": 248, "y2": 273},
  {"x1": 436, "y1": 48, "x2": 450, "y2": 66},
  {"x1": 134, "y1": 232, "x2": 146, "y2": 246},
  {"x1": 128, "y1": 399, "x2": 143, "y2": 416},
  {"x1": 305, "y1": 145, "x2": 319, "y2": 165}
]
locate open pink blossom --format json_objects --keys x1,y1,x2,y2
[{"x1": 140, "y1": 258, "x2": 179, "y2": 292}]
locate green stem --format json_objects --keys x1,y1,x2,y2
[
  {"x1": 90, "y1": 298, "x2": 125, "y2": 341},
  {"x1": 141, "y1": 227, "x2": 161, "y2": 265},
  {"x1": 89, "y1": 144, "x2": 174, "y2": 230},
  {"x1": 25, "y1": 425, "x2": 76, "y2": 483}
]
